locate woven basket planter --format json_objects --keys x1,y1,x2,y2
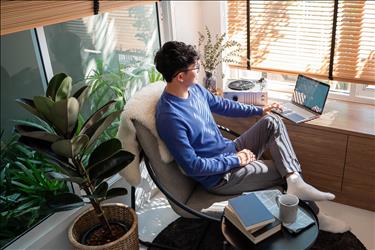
[{"x1": 68, "y1": 203, "x2": 138, "y2": 250}]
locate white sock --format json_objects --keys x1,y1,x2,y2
[
  {"x1": 286, "y1": 172, "x2": 335, "y2": 201},
  {"x1": 318, "y1": 212, "x2": 351, "y2": 233}
]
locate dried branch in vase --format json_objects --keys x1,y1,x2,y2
[{"x1": 198, "y1": 26, "x2": 243, "y2": 74}]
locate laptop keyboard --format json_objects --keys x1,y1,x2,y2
[{"x1": 284, "y1": 112, "x2": 306, "y2": 122}]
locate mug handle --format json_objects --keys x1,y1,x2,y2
[{"x1": 275, "y1": 195, "x2": 281, "y2": 207}]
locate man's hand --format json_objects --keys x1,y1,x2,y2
[
  {"x1": 262, "y1": 102, "x2": 282, "y2": 116},
  {"x1": 236, "y1": 149, "x2": 256, "y2": 166}
]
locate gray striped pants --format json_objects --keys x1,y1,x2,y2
[{"x1": 209, "y1": 114, "x2": 302, "y2": 195}]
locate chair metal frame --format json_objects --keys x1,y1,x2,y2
[{"x1": 131, "y1": 125, "x2": 240, "y2": 222}]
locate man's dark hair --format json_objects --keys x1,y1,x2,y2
[{"x1": 154, "y1": 41, "x2": 199, "y2": 82}]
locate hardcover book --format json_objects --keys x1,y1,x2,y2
[
  {"x1": 228, "y1": 193, "x2": 275, "y2": 231},
  {"x1": 224, "y1": 206, "x2": 281, "y2": 244}
]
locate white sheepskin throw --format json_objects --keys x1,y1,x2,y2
[{"x1": 117, "y1": 81, "x2": 173, "y2": 186}]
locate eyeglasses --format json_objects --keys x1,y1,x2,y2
[{"x1": 172, "y1": 64, "x2": 200, "y2": 78}]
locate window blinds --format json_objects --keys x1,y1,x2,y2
[
  {"x1": 1, "y1": 1, "x2": 155, "y2": 36},
  {"x1": 227, "y1": 0, "x2": 375, "y2": 85},
  {"x1": 333, "y1": 1, "x2": 375, "y2": 84}
]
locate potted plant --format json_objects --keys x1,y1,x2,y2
[
  {"x1": 14, "y1": 73, "x2": 138, "y2": 249},
  {"x1": 198, "y1": 26, "x2": 242, "y2": 93}
]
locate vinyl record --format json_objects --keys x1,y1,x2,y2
[{"x1": 228, "y1": 80, "x2": 255, "y2": 90}]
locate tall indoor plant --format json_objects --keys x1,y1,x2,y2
[
  {"x1": 198, "y1": 26, "x2": 242, "y2": 93},
  {"x1": 14, "y1": 73, "x2": 137, "y2": 249}
]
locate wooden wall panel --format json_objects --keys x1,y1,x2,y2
[
  {"x1": 341, "y1": 136, "x2": 375, "y2": 211},
  {"x1": 286, "y1": 125, "x2": 347, "y2": 193}
]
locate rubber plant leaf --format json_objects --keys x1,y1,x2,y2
[
  {"x1": 87, "y1": 150, "x2": 134, "y2": 183},
  {"x1": 46, "y1": 73, "x2": 69, "y2": 101},
  {"x1": 80, "y1": 100, "x2": 116, "y2": 135},
  {"x1": 55, "y1": 75, "x2": 72, "y2": 102},
  {"x1": 88, "y1": 138, "x2": 122, "y2": 167},
  {"x1": 47, "y1": 192, "x2": 84, "y2": 211},
  {"x1": 33, "y1": 96, "x2": 54, "y2": 125},
  {"x1": 105, "y1": 187, "x2": 128, "y2": 199},
  {"x1": 18, "y1": 136, "x2": 79, "y2": 177},
  {"x1": 92, "y1": 182, "x2": 109, "y2": 199},
  {"x1": 51, "y1": 134, "x2": 89, "y2": 158},
  {"x1": 15, "y1": 98, "x2": 46, "y2": 121},
  {"x1": 84, "y1": 111, "x2": 122, "y2": 149},
  {"x1": 72, "y1": 85, "x2": 90, "y2": 110},
  {"x1": 45, "y1": 171, "x2": 85, "y2": 185},
  {"x1": 15, "y1": 125, "x2": 62, "y2": 143},
  {"x1": 50, "y1": 97, "x2": 79, "y2": 138}
]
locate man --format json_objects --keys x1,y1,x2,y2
[{"x1": 155, "y1": 41, "x2": 349, "y2": 233}]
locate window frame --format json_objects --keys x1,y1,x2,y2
[
  {"x1": 224, "y1": 0, "x2": 375, "y2": 85},
  {"x1": 3, "y1": 2, "x2": 163, "y2": 248},
  {"x1": 223, "y1": 1, "x2": 375, "y2": 106}
]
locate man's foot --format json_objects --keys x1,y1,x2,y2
[
  {"x1": 317, "y1": 212, "x2": 351, "y2": 233},
  {"x1": 286, "y1": 173, "x2": 335, "y2": 201}
]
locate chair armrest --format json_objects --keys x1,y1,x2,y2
[{"x1": 217, "y1": 124, "x2": 240, "y2": 137}]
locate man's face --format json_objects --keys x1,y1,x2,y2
[{"x1": 173, "y1": 62, "x2": 200, "y2": 86}]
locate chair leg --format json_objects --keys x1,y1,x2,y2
[{"x1": 131, "y1": 186, "x2": 136, "y2": 210}]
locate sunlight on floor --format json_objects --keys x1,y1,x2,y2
[
  {"x1": 137, "y1": 192, "x2": 179, "y2": 246},
  {"x1": 137, "y1": 190, "x2": 375, "y2": 250},
  {"x1": 316, "y1": 201, "x2": 375, "y2": 250}
]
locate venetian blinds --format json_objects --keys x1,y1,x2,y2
[
  {"x1": 1, "y1": 1, "x2": 154, "y2": 36},
  {"x1": 227, "y1": 0, "x2": 375, "y2": 85}
]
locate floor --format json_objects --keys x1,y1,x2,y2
[{"x1": 137, "y1": 191, "x2": 375, "y2": 250}]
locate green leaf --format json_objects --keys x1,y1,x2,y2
[
  {"x1": 47, "y1": 193, "x2": 84, "y2": 211},
  {"x1": 13, "y1": 119, "x2": 54, "y2": 133},
  {"x1": 46, "y1": 73, "x2": 69, "y2": 101},
  {"x1": 73, "y1": 85, "x2": 90, "y2": 109},
  {"x1": 55, "y1": 76, "x2": 72, "y2": 102},
  {"x1": 106, "y1": 187, "x2": 128, "y2": 199},
  {"x1": 45, "y1": 171, "x2": 85, "y2": 184},
  {"x1": 84, "y1": 111, "x2": 122, "y2": 148},
  {"x1": 50, "y1": 97, "x2": 79, "y2": 137},
  {"x1": 88, "y1": 138, "x2": 122, "y2": 167},
  {"x1": 18, "y1": 136, "x2": 79, "y2": 177},
  {"x1": 51, "y1": 134, "x2": 89, "y2": 158},
  {"x1": 88, "y1": 150, "x2": 134, "y2": 183},
  {"x1": 32, "y1": 96, "x2": 54, "y2": 124},
  {"x1": 15, "y1": 98, "x2": 46, "y2": 121},
  {"x1": 80, "y1": 100, "x2": 116, "y2": 135},
  {"x1": 93, "y1": 182, "x2": 108, "y2": 197},
  {"x1": 15, "y1": 125, "x2": 62, "y2": 142}
]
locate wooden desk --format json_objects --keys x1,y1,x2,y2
[{"x1": 214, "y1": 97, "x2": 375, "y2": 211}]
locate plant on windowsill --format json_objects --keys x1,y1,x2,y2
[
  {"x1": 198, "y1": 26, "x2": 242, "y2": 94},
  {"x1": 14, "y1": 73, "x2": 138, "y2": 249}
]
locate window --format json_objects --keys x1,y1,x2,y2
[
  {"x1": 43, "y1": 3, "x2": 160, "y2": 144},
  {"x1": 1, "y1": 3, "x2": 161, "y2": 248},
  {"x1": 0, "y1": 31, "x2": 68, "y2": 248},
  {"x1": 226, "y1": 0, "x2": 374, "y2": 103},
  {"x1": 227, "y1": 1, "x2": 374, "y2": 84}
]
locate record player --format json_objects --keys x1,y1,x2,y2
[{"x1": 224, "y1": 78, "x2": 268, "y2": 106}]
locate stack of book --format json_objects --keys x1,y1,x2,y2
[{"x1": 224, "y1": 193, "x2": 281, "y2": 244}]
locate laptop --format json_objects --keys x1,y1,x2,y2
[{"x1": 271, "y1": 75, "x2": 330, "y2": 124}]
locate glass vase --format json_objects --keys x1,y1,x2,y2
[{"x1": 204, "y1": 71, "x2": 217, "y2": 94}]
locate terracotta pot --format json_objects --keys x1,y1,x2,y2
[{"x1": 68, "y1": 203, "x2": 138, "y2": 250}]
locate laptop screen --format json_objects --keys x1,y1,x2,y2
[{"x1": 292, "y1": 75, "x2": 330, "y2": 114}]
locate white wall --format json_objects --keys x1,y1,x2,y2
[{"x1": 167, "y1": 1, "x2": 225, "y2": 87}]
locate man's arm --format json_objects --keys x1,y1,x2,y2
[
  {"x1": 199, "y1": 84, "x2": 263, "y2": 117},
  {"x1": 157, "y1": 114, "x2": 240, "y2": 177}
]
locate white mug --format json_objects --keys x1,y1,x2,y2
[{"x1": 275, "y1": 194, "x2": 299, "y2": 225}]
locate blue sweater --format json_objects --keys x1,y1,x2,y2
[{"x1": 155, "y1": 83, "x2": 263, "y2": 189}]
